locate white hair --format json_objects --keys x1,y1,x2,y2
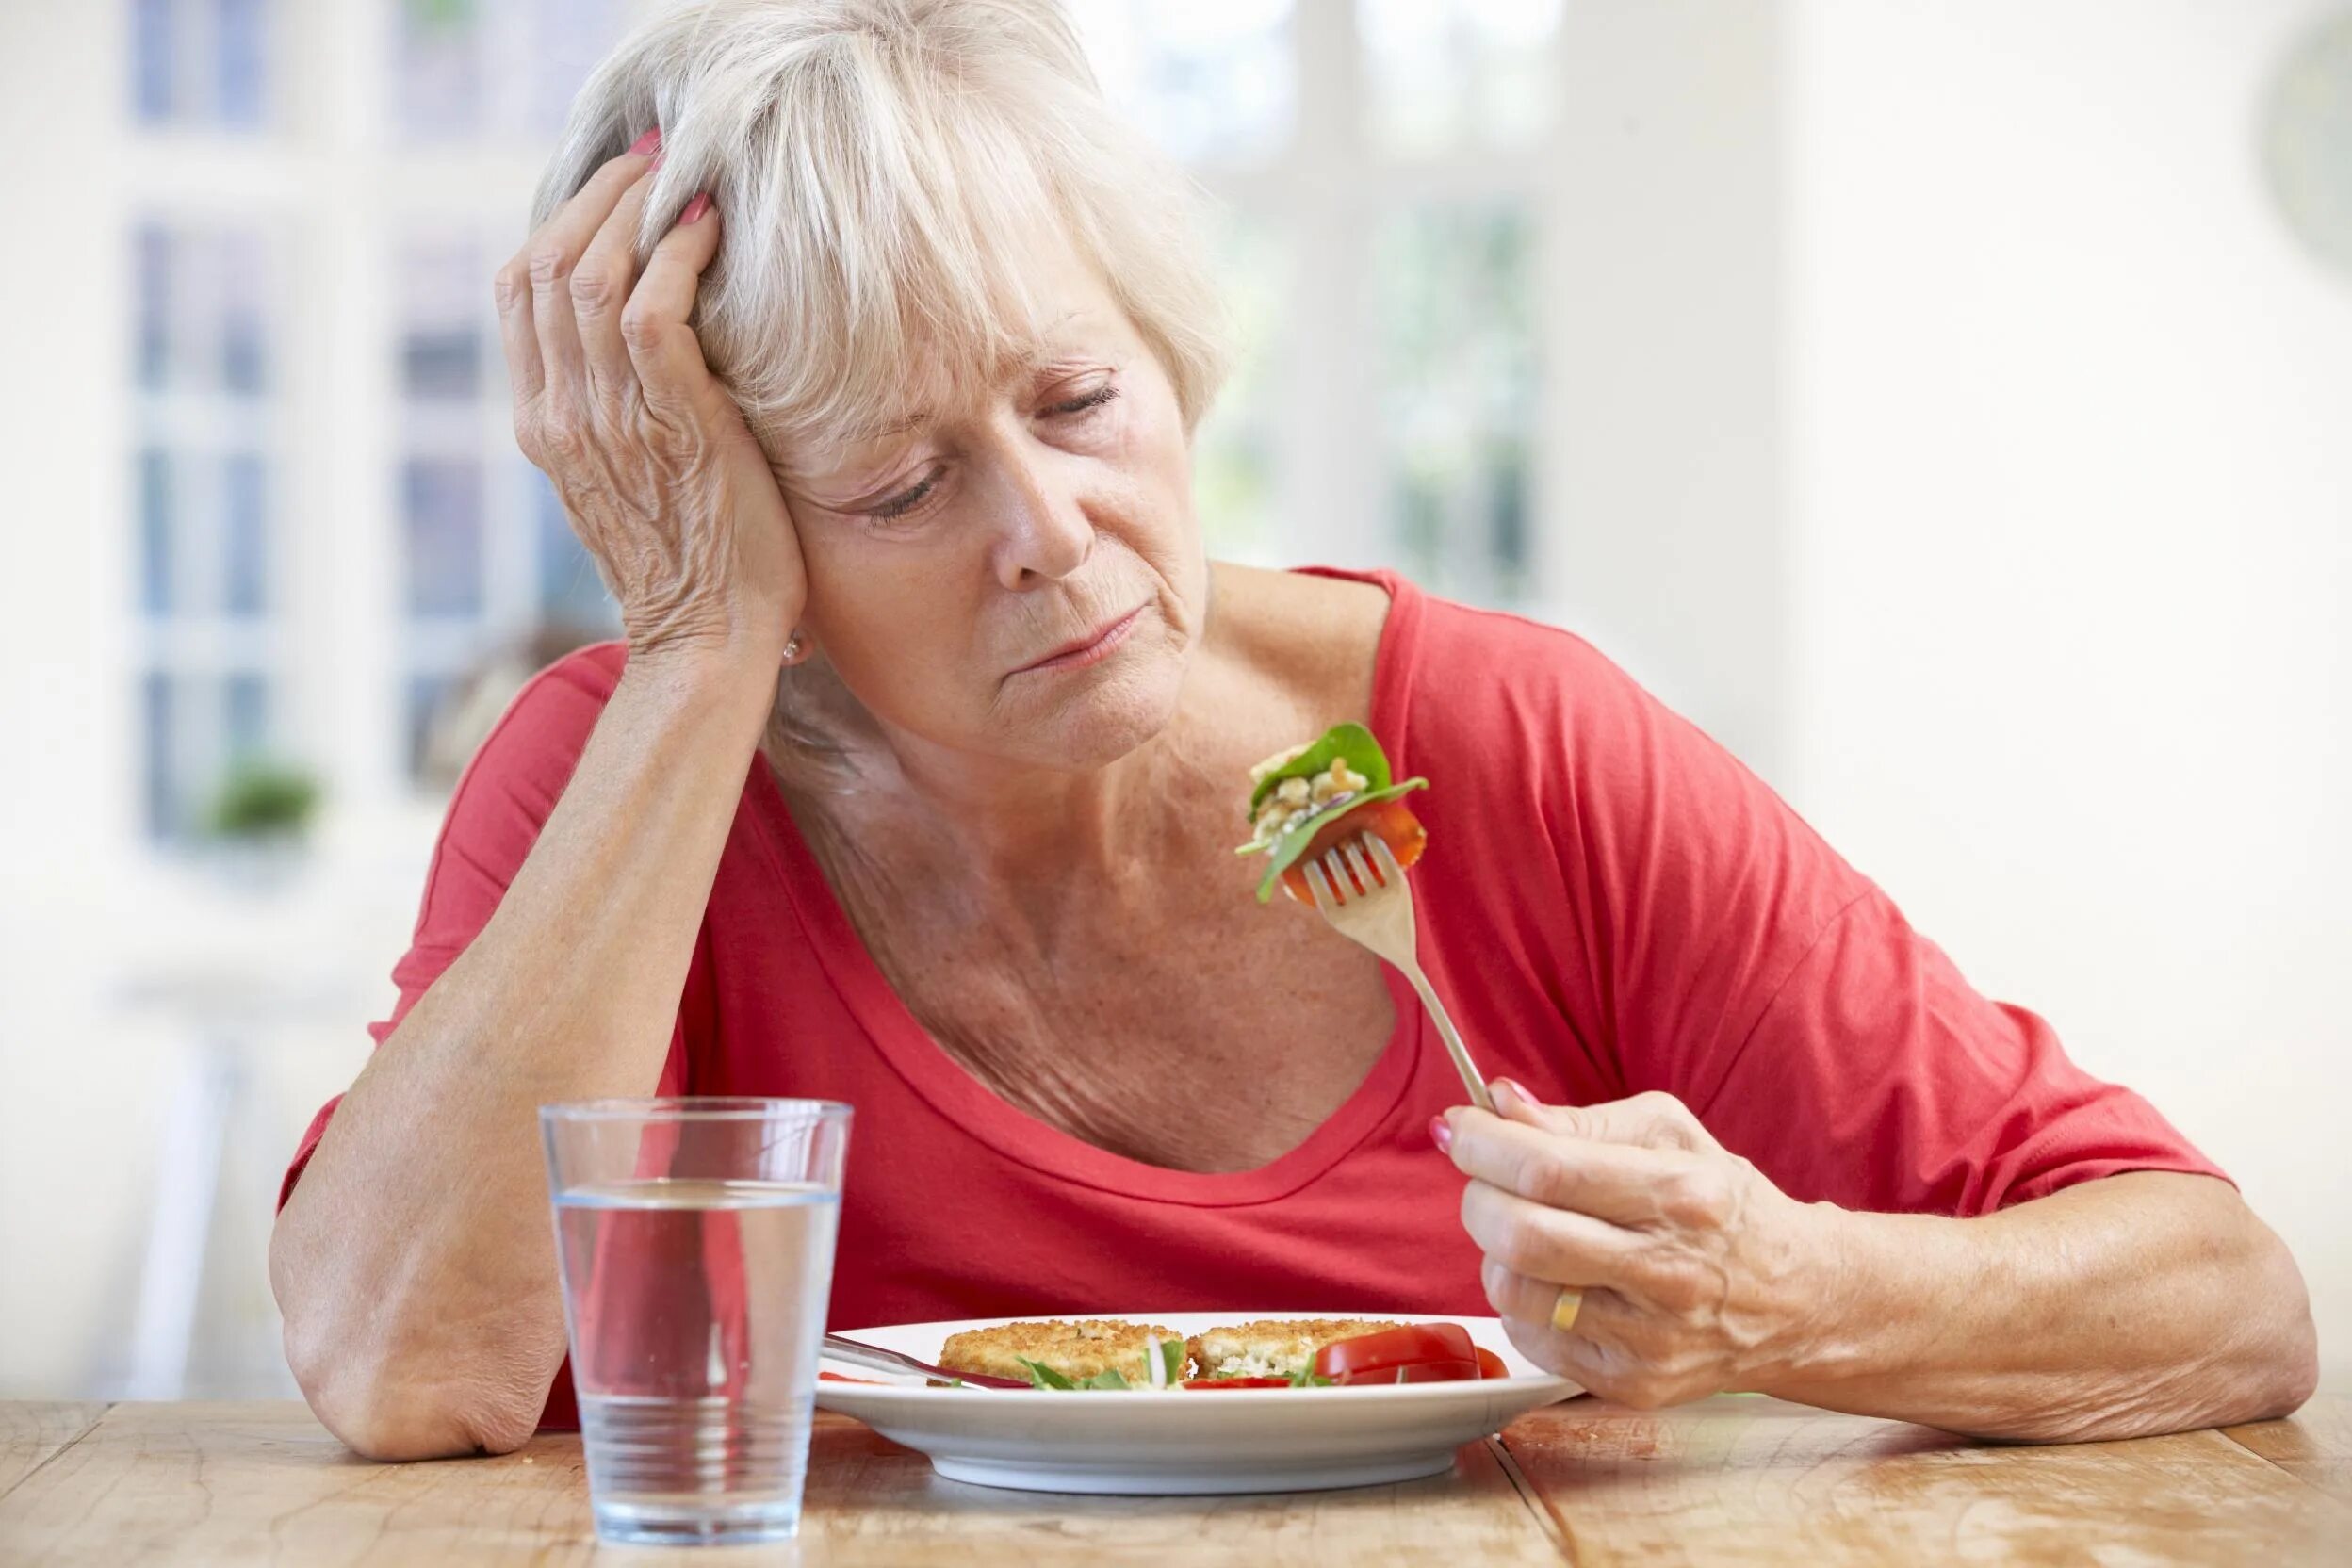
[{"x1": 532, "y1": 0, "x2": 1231, "y2": 450}]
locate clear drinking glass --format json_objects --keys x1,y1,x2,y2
[{"x1": 541, "y1": 1097, "x2": 851, "y2": 1546}]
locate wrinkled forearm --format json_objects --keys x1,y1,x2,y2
[
  {"x1": 1763, "y1": 1172, "x2": 2317, "y2": 1441},
  {"x1": 269, "y1": 652, "x2": 778, "y2": 1460}
]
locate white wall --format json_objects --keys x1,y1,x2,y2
[
  {"x1": 1786, "y1": 0, "x2": 2352, "y2": 1379},
  {"x1": 1540, "y1": 0, "x2": 1789, "y2": 777}
]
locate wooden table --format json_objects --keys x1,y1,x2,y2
[{"x1": 2, "y1": 1395, "x2": 2344, "y2": 1565}]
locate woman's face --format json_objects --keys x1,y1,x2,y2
[{"x1": 777, "y1": 239, "x2": 1209, "y2": 775}]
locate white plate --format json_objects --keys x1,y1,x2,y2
[{"x1": 814, "y1": 1311, "x2": 1578, "y2": 1494}]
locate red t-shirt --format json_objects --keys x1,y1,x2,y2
[{"x1": 282, "y1": 569, "x2": 2223, "y2": 1429}]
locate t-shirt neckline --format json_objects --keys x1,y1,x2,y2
[{"x1": 749, "y1": 567, "x2": 1429, "y2": 1205}]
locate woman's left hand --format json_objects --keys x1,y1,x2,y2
[{"x1": 1437, "y1": 1081, "x2": 1836, "y2": 1408}]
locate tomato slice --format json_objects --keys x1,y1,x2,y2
[
  {"x1": 1475, "y1": 1348, "x2": 1509, "y2": 1380},
  {"x1": 1279, "y1": 796, "x2": 1428, "y2": 906},
  {"x1": 1180, "y1": 1377, "x2": 1293, "y2": 1390},
  {"x1": 1311, "y1": 1323, "x2": 1483, "y2": 1386}
]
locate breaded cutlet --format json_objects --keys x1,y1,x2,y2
[
  {"x1": 937, "y1": 1318, "x2": 1186, "y2": 1384},
  {"x1": 1185, "y1": 1318, "x2": 1405, "y2": 1380}
]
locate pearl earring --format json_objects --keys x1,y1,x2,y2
[{"x1": 782, "y1": 630, "x2": 804, "y2": 662}]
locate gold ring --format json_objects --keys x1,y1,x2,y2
[{"x1": 1549, "y1": 1287, "x2": 1583, "y2": 1334}]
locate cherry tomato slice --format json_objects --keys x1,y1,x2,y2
[
  {"x1": 1312, "y1": 1322, "x2": 1482, "y2": 1385},
  {"x1": 1180, "y1": 1378, "x2": 1293, "y2": 1390},
  {"x1": 1476, "y1": 1348, "x2": 1510, "y2": 1380},
  {"x1": 1279, "y1": 796, "x2": 1428, "y2": 906}
]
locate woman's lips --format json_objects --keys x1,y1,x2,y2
[{"x1": 1013, "y1": 606, "x2": 1146, "y2": 676}]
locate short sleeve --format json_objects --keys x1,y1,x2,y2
[
  {"x1": 1537, "y1": 624, "x2": 2228, "y2": 1217},
  {"x1": 1699, "y1": 888, "x2": 2230, "y2": 1214},
  {"x1": 276, "y1": 645, "x2": 631, "y2": 1210}
]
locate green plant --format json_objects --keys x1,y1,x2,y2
[{"x1": 205, "y1": 760, "x2": 322, "y2": 842}]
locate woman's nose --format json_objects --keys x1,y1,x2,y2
[{"x1": 988, "y1": 446, "x2": 1094, "y2": 589}]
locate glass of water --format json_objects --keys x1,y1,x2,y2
[{"x1": 541, "y1": 1097, "x2": 851, "y2": 1546}]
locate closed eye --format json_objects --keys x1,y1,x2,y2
[
  {"x1": 867, "y1": 468, "x2": 940, "y2": 520},
  {"x1": 1045, "y1": 384, "x2": 1119, "y2": 417}
]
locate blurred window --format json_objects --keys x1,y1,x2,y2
[
  {"x1": 396, "y1": 0, "x2": 484, "y2": 141},
  {"x1": 138, "y1": 448, "x2": 175, "y2": 616},
  {"x1": 1188, "y1": 211, "x2": 1288, "y2": 563},
  {"x1": 1360, "y1": 0, "x2": 1561, "y2": 158},
  {"x1": 1082, "y1": 0, "x2": 1554, "y2": 598},
  {"x1": 223, "y1": 671, "x2": 271, "y2": 761},
  {"x1": 220, "y1": 449, "x2": 270, "y2": 617},
  {"x1": 398, "y1": 0, "x2": 632, "y2": 143},
  {"x1": 131, "y1": 0, "x2": 275, "y2": 129},
  {"x1": 128, "y1": 220, "x2": 285, "y2": 841},
  {"x1": 393, "y1": 228, "x2": 619, "y2": 784},
  {"x1": 1080, "y1": 0, "x2": 1296, "y2": 166},
  {"x1": 402, "y1": 456, "x2": 486, "y2": 619},
  {"x1": 399, "y1": 240, "x2": 484, "y2": 401},
  {"x1": 534, "y1": 469, "x2": 612, "y2": 628},
  {"x1": 1376, "y1": 204, "x2": 1538, "y2": 603}
]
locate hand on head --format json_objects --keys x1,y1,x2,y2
[{"x1": 496, "y1": 128, "x2": 809, "y2": 673}]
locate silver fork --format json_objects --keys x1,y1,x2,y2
[{"x1": 1302, "y1": 834, "x2": 1494, "y2": 1113}]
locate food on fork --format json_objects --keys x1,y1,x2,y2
[
  {"x1": 1235, "y1": 723, "x2": 1429, "y2": 905},
  {"x1": 937, "y1": 1318, "x2": 1189, "y2": 1390}
]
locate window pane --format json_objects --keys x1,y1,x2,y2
[
  {"x1": 1077, "y1": 0, "x2": 1294, "y2": 164},
  {"x1": 142, "y1": 669, "x2": 178, "y2": 837},
  {"x1": 533, "y1": 471, "x2": 612, "y2": 629},
  {"x1": 223, "y1": 672, "x2": 270, "y2": 760},
  {"x1": 216, "y1": 0, "x2": 268, "y2": 128},
  {"x1": 138, "y1": 448, "x2": 174, "y2": 615},
  {"x1": 1191, "y1": 213, "x2": 1286, "y2": 561},
  {"x1": 403, "y1": 456, "x2": 484, "y2": 616},
  {"x1": 133, "y1": 0, "x2": 175, "y2": 122},
  {"x1": 135, "y1": 223, "x2": 172, "y2": 389},
  {"x1": 1375, "y1": 204, "x2": 1538, "y2": 602},
  {"x1": 1361, "y1": 0, "x2": 1563, "y2": 158},
  {"x1": 399, "y1": 237, "x2": 482, "y2": 400},
  {"x1": 219, "y1": 228, "x2": 269, "y2": 395},
  {"x1": 221, "y1": 450, "x2": 269, "y2": 616},
  {"x1": 398, "y1": 0, "x2": 482, "y2": 141},
  {"x1": 521, "y1": 0, "x2": 630, "y2": 138}
]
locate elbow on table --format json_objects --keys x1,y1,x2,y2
[
  {"x1": 282, "y1": 1309, "x2": 545, "y2": 1462},
  {"x1": 2247, "y1": 1232, "x2": 2322, "y2": 1424},
  {"x1": 2039, "y1": 1217, "x2": 2318, "y2": 1444}
]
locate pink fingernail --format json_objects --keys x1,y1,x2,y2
[
  {"x1": 1428, "y1": 1115, "x2": 1454, "y2": 1154},
  {"x1": 1495, "y1": 1078, "x2": 1539, "y2": 1108},
  {"x1": 678, "y1": 192, "x2": 713, "y2": 225},
  {"x1": 629, "y1": 126, "x2": 662, "y2": 156}
]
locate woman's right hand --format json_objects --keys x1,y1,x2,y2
[{"x1": 495, "y1": 132, "x2": 806, "y2": 670}]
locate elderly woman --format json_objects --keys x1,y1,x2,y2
[{"x1": 270, "y1": 0, "x2": 2314, "y2": 1461}]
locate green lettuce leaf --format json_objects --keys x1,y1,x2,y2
[
  {"x1": 1246, "y1": 723, "x2": 1393, "y2": 814},
  {"x1": 1240, "y1": 779, "x2": 1428, "y2": 904},
  {"x1": 1016, "y1": 1354, "x2": 1176, "y2": 1392},
  {"x1": 1015, "y1": 1357, "x2": 1077, "y2": 1391}
]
